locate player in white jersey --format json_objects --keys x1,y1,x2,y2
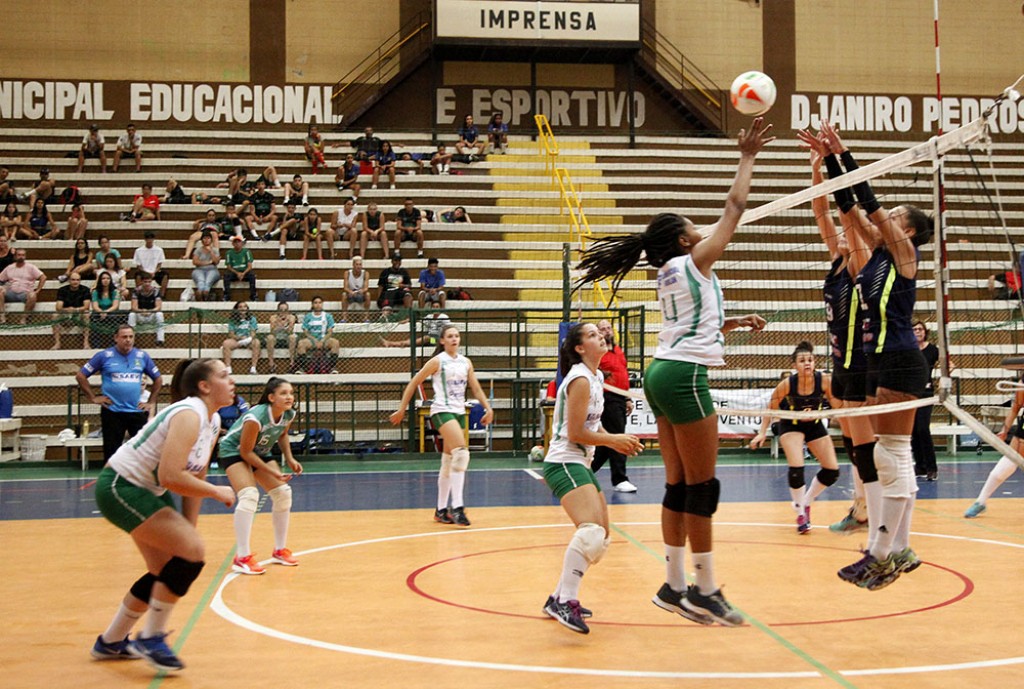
[
  {"x1": 575, "y1": 118, "x2": 772, "y2": 627},
  {"x1": 390, "y1": 324, "x2": 493, "y2": 526},
  {"x1": 91, "y1": 358, "x2": 236, "y2": 673},
  {"x1": 541, "y1": 322, "x2": 642, "y2": 634}
]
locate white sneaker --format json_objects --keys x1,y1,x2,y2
[
  {"x1": 390, "y1": 184, "x2": 396, "y2": 189},
  {"x1": 249, "y1": 366, "x2": 257, "y2": 374},
  {"x1": 613, "y1": 480, "x2": 638, "y2": 493},
  {"x1": 371, "y1": 184, "x2": 378, "y2": 190}
]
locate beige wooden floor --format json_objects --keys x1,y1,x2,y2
[{"x1": 3, "y1": 499, "x2": 1023, "y2": 689}]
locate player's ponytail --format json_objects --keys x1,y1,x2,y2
[
  {"x1": 558, "y1": 323, "x2": 589, "y2": 378},
  {"x1": 257, "y1": 377, "x2": 291, "y2": 406}
]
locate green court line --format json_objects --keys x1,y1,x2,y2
[{"x1": 610, "y1": 523, "x2": 861, "y2": 689}]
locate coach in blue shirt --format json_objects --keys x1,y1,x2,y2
[{"x1": 75, "y1": 323, "x2": 162, "y2": 460}]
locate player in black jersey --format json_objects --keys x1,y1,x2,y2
[{"x1": 751, "y1": 342, "x2": 840, "y2": 534}]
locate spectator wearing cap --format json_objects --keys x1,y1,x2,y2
[
  {"x1": 377, "y1": 253, "x2": 412, "y2": 310},
  {"x1": 132, "y1": 232, "x2": 168, "y2": 297},
  {"x1": 77, "y1": 124, "x2": 107, "y2": 173},
  {"x1": 418, "y1": 258, "x2": 447, "y2": 309},
  {"x1": 112, "y1": 123, "x2": 142, "y2": 172},
  {"x1": 224, "y1": 236, "x2": 257, "y2": 301},
  {"x1": 393, "y1": 198, "x2": 425, "y2": 258},
  {"x1": 0, "y1": 247, "x2": 46, "y2": 324},
  {"x1": 26, "y1": 168, "x2": 55, "y2": 207}
]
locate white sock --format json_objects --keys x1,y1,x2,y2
[
  {"x1": 233, "y1": 499, "x2": 256, "y2": 558},
  {"x1": 279, "y1": 245, "x2": 286, "y2": 257},
  {"x1": 557, "y1": 545, "x2": 589, "y2": 603},
  {"x1": 893, "y1": 494, "x2": 915, "y2": 551},
  {"x1": 437, "y1": 469, "x2": 451, "y2": 510},
  {"x1": 977, "y1": 456, "x2": 1019, "y2": 503},
  {"x1": 449, "y1": 470, "x2": 466, "y2": 509},
  {"x1": 691, "y1": 551, "x2": 716, "y2": 595},
  {"x1": 142, "y1": 596, "x2": 175, "y2": 638},
  {"x1": 863, "y1": 480, "x2": 883, "y2": 551},
  {"x1": 272, "y1": 508, "x2": 290, "y2": 551},
  {"x1": 802, "y1": 476, "x2": 828, "y2": 506},
  {"x1": 789, "y1": 486, "x2": 804, "y2": 513},
  {"x1": 872, "y1": 496, "x2": 907, "y2": 560},
  {"x1": 665, "y1": 544, "x2": 687, "y2": 591},
  {"x1": 102, "y1": 602, "x2": 143, "y2": 643}
]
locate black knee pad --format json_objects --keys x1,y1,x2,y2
[
  {"x1": 159, "y1": 557, "x2": 205, "y2": 597},
  {"x1": 853, "y1": 442, "x2": 879, "y2": 483},
  {"x1": 662, "y1": 482, "x2": 687, "y2": 512},
  {"x1": 129, "y1": 572, "x2": 157, "y2": 602},
  {"x1": 817, "y1": 467, "x2": 840, "y2": 487},
  {"x1": 842, "y1": 436, "x2": 855, "y2": 463},
  {"x1": 788, "y1": 466, "x2": 806, "y2": 489},
  {"x1": 684, "y1": 478, "x2": 720, "y2": 518}
]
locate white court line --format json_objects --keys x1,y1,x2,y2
[
  {"x1": 212, "y1": 522, "x2": 1024, "y2": 680},
  {"x1": 523, "y1": 468, "x2": 543, "y2": 480}
]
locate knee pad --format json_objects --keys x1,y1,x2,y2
[
  {"x1": 235, "y1": 486, "x2": 259, "y2": 514},
  {"x1": 268, "y1": 483, "x2": 292, "y2": 513},
  {"x1": 875, "y1": 435, "x2": 915, "y2": 499},
  {"x1": 662, "y1": 482, "x2": 687, "y2": 513},
  {"x1": 787, "y1": 466, "x2": 806, "y2": 489},
  {"x1": 439, "y1": 453, "x2": 452, "y2": 479},
  {"x1": 853, "y1": 442, "x2": 878, "y2": 483},
  {"x1": 158, "y1": 556, "x2": 205, "y2": 597},
  {"x1": 129, "y1": 572, "x2": 157, "y2": 603},
  {"x1": 569, "y1": 522, "x2": 609, "y2": 565},
  {"x1": 451, "y1": 446, "x2": 470, "y2": 472},
  {"x1": 684, "y1": 478, "x2": 721, "y2": 518},
  {"x1": 817, "y1": 467, "x2": 840, "y2": 487}
]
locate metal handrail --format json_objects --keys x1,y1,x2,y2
[{"x1": 534, "y1": 114, "x2": 559, "y2": 186}]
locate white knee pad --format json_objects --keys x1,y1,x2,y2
[
  {"x1": 439, "y1": 453, "x2": 452, "y2": 479},
  {"x1": 451, "y1": 446, "x2": 470, "y2": 472},
  {"x1": 569, "y1": 522, "x2": 609, "y2": 565},
  {"x1": 268, "y1": 483, "x2": 292, "y2": 512},
  {"x1": 875, "y1": 435, "x2": 916, "y2": 499},
  {"x1": 236, "y1": 486, "x2": 259, "y2": 514}
]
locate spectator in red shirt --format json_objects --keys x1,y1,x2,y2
[
  {"x1": 0, "y1": 248, "x2": 46, "y2": 324},
  {"x1": 591, "y1": 319, "x2": 637, "y2": 492},
  {"x1": 128, "y1": 183, "x2": 161, "y2": 222}
]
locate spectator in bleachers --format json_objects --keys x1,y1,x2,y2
[
  {"x1": 359, "y1": 201, "x2": 389, "y2": 259},
  {"x1": 127, "y1": 183, "x2": 160, "y2": 222},
  {"x1": 77, "y1": 124, "x2": 107, "y2": 173},
  {"x1": 351, "y1": 126, "x2": 382, "y2": 162},
  {"x1": 0, "y1": 247, "x2": 45, "y2": 324},
  {"x1": 23, "y1": 197, "x2": 51, "y2": 239},
  {"x1": 183, "y1": 209, "x2": 225, "y2": 258},
  {"x1": 190, "y1": 230, "x2": 221, "y2": 302},
  {"x1": 274, "y1": 202, "x2": 305, "y2": 260},
  {"x1": 341, "y1": 256, "x2": 371, "y2": 320},
  {"x1": 304, "y1": 125, "x2": 334, "y2": 174},
  {"x1": 267, "y1": 301, "x2": 298, "y2": 371},
  {"x1": 380, "y1": 308, "x2": 451, "y2": 348},
  {"x1": 99, "y1": 253, "x2": 131, "y2": 300},
  {"x1": 244, "y1": 179, "x2": 277, "y2": 240},
  {"x1": 0, "y1": 236, "x2": 13, "y2": 272},
  {"x1": 394, "y1": 197, "x2": 425, "y2": 258},
  {"x1": 90, "y1": 271, "x2": 121, "y2": 326},
  {"x1": 439, "y1": 206, "x2": 472, "y2": 223},
  {"x1": 94, "y1": 234, "x2": 120, "y2": 270},
  {"x1": 223, "y1": 301, "x2": 261, "y2": 374},
  {"x1": 301, "y1": 207, "x2": 329, "y2": 261},
  {"x1": 127, "y1": 271, "x2": 165, "y2": 347},
  {"x1": 987, "y1": 262, "x2": 1021, "y2": 300},
  {"x1": 283, "y1": 174, "x2": 310, "y2": 207},
  {"x1": 221, "y1": 202, "x2": 245, "y2": 239},
  {"x1": 57, "y1": 238, "x2": 96, "y2": 284},
  {"x1": 2, "y1": 202, "x2": 29, "y2": 240},
  {"x1": 0, "y1": 167, "x2": 16, "y2": 203},
  {"x1": 296, "y1": 295, "x2": 340, "y2": 373},
  {"x1": 371, "y1": 140, "x2": 398, "y2": 190},
  {"x1": 331, "y1": 198, "x2": 360, "y2": 259},
  {"x1": 164, "y1": 178, "x2": 206, "y2": 205},
  {"x1": 335, "y1": 153, "x2": 362, "y2": 201},
  {"x1": 377, "y1": 253, "x2": 413, "y2": 309},
  {"x1": 25, "y1": 168, "x2": 56, "y2": 207},
  {"x1": 487, "y1": 112, "x2": 509, "y2": 154},
  {"x1": 224, "y1": 236, "x2": 257, "y2": 301},
  {"x1": 430, "y1": 144, "x2": 453, "y2": 175},
  {"x1": 65, "y1": 203, "x2": 89, "y2": 240},
  {"x1": 131, "y1": 231, "x2": 168, "y2": 297},
  {"x1": 456, "y1": 114, "x2": 487, "y2": 158},
  {"x1": 418, "y1": 257, "x2": 447, "y2": 309},
  {"x1": 53, "y1": 271, "x2": 91, "y2": 349},
  {"x1": 112, "y1": 123, "x2": 142, "y2": 173}
]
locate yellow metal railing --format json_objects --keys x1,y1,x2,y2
[{"x1": 534, "y1": 114, "x2": 559, "y2": 187}]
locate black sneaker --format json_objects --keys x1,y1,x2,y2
[
  {"x1": 450, "y1": 506, "x2": 471, "y2": 527},
  {"x1": 433, "y1": 508, "x2": 454, "y2": 524},
  {"x1": 544, "y1": 595, "x2": 592, "y2": 618},
  {"x1": 543, "y1": 598, "x2": 589, "y2": 634},
  {"x1": 683, "y1": 586, "x2": 744, "y2": 626},
  {"x1": 652, "y1": 583, "x2": 713, "y2": 625}
]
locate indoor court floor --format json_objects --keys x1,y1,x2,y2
[{"x1": 2, "y1": 456, "x2": 1022, "y2": 689}]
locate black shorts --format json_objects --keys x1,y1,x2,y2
[
  {"x1": 400, "y1": 230, "x2": 417, "y2": 242},
  {"x1": 777, "y1": 420, "x2": 829, "y2": 442},
  {"x1": 831, "y1": 363, "x2": 867, "y2": 402},
  {"x1": 1012, "y1": 421, "x2": 1024, "y2": 440},
  {"x1": 219, "y1": 454, "x2": 278, "y2": 471},
  {"x1": 865, "y1": 349, "x2": 929, "y2": 398},
  {"x1": 82, "y1": 149, "x2": 102, "y2": 159}
]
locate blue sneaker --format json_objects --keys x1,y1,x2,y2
[
  {"x1": 128, "y1": 633, "x2": 185, "y2": 672},
  {"x1": 543, "y1": 598, "x2": 589, "y2": 634},
  {"x1": 837, "y1": 550, "x2": 873, "y2": 584},
  {"x1": 90, "y1": 635, "x2": 138, "y2": 660},
  {"x1": 964, "y1": 501, "x2": 986, "y2": 519},
  {"x1": 544, "y1": 595, "x2": 592, "y2": 618}
]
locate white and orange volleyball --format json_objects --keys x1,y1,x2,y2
[{"x1": 729, "y1": 71, "x2": 777, "y2": 116}]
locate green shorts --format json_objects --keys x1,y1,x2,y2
[
  {"x1": 643, "y1": 358, "x2": 714, "y2": 424},
  {"x1": 543, "y1": 461, "x2": 602, "y2": 499},
  {"x1": 431, "y1": 412, "x2": 464, "y2": 429},
  {"x1": 95, "y1": 466, "x2": 175, "y2": 534}
]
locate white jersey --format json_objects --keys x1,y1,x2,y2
[
  {"x1": 544, "y1": 362, "x2": 604, "y2": 467},
  {"x1": 107, "y1": 396, "x2": 221, "y2": 496},
  {"x1": 430, "y1": 352, "x2": 470, "y2": 415},
  {"x1": 654, "y1": 254, "x2": 726, "y2": 366}
]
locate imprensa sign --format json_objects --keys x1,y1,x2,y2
[{"x1": 435, "y1": 0, "x2": 640, "y2": 44}]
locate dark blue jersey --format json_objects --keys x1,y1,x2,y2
[
  {"x1": 779, "y1": 371, "x2": 829, "y2": 428},
  {"x1": 855, "y1": 247, "x2": 919, "y2": 353},
  {"x1": 823, "y1": 257, "x2": 866, "y2": 371}
]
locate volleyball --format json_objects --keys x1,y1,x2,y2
[
  {"x1": 529, "y1": 445, "x2": 546, "y2": 462},
  {"x1": 730, "y1": 71, "x2": 777, "y2": 116}
]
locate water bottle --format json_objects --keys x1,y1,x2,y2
[{"x1": 82, "y1": 419, "x2": 90, "y2": 437}]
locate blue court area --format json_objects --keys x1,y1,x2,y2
[{"x1": 1, "y1": 457, "x2": 1020, "y2": 522}]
